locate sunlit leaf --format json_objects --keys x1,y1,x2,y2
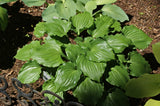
[
  {"x1": 122, "y1": 25, "x2": 152, "y2": 49},
  {"x1": 18, "y1": 61, "x2": 41, "y2": 84},
  {"x1": 15, "y1": 41, "x2": 40, "y2": 61},
  {"x1": 54, "y1": 62, "x2": 82, "y2": 92},
  {"x1": 125, "y1": 74, "x2": 160, "y2": 98},
  {"x1": 71, "y1": 12, "x2": 93, "y2": 35},
  {"x1": 85, "y1": 1, "x2": 97, "y2": 14},
  {"x1": 73, "y1": 78, "x2": 104, "y2": 105},
  {"x1": 92, "y1": 15, "x2": 114, "y2": 37},
  {"x1": 55, "y1": 0, "x2": 77, "y2": 19},
  {"x1": 102, "y1": 4, "x2": 129, "y2": 22},
  {"x1": 45, "y1": 19, "x2": 71, "y2": 37},
  {"x1": 95, "y1": 0, "x2": 117, "y2": 5},
  {"x1": 106, "y1": 66, "x2": 130, "y2": 89},
  {"x1": 42, "y1": 5, "x2": 59, "y2": 22},
  {"x1": 33, "y1": 22, "x2": 46, "y2": 38},
  {"x1": 32, "y1": 40, "x2": 64, "y2": 67},
  {"x1": 77, "y1": 55, "x2": 106, "y2": 82},
  {"x1": 145, "y1": 99, "x2": 160, "y2": 106},
  {"x1": 128, "y1": 51, "x2": 152, "y2": 77}
]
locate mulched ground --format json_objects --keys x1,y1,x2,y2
[{"x1": 0, "y1": 0, "x2": 160, "y2": 105}]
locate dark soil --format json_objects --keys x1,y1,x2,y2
[{"x1": 0, "y1": 0, "x2": 160, "y2": 105}]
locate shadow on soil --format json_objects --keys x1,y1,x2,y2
[{"x1": 0, "y1": 1, "x2": 41, "y2": 69}]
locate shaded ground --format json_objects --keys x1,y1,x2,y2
[{"x1": 0, "y1": 0, "x2": 160, "y2": 105}]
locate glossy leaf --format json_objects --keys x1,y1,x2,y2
[
  {"x1": 22, "y1": 0, "x2": 46, "y2": 7},
  {"x1": 77, "y1": 55, "x2": 106, "y2": 82},
  {"x1": 15, "y1": 41, "x2": 40, "y2": 61},
  {"x1": 92, "y1": 16, "x2": 114, "y2": 37},
  {"x1": 87, "y1": 38, "x2": 115, "y2": 62},
  {"x1": 45, "y1": 19, "x2": 71, "y2": 37},
  {"x1": 55, "y1": 0, "x2": 77, "y2": 19},
  {"x1": 18, "y1": 61, "x2": 41, "y2": 84},
  {"x1": 54, "y1": 62, "x2": 82, "y2": 92},
  {"x1": 33, "y1": 22, "x2": 46, "y2": 38},
  {"x1": 152, "y1": 42, "x2": 160, "y2": 64},
  {"x1": 106, "y1": 66, "x2": 130, "y2": 89},
  {"x1": 42, "y1": 5, "x2": 59, "y2": 22},
  {"x1": 145, "y1": 99, "x2": 160, "y2": 106},
  {"x1": 110, "y1": 20, "x2": 121, "y2": 33},
  {"x1": 71, "y1": 12, "x2": 93, "y2": 35},
  {"x1": 85, "y1": 1, "x2": 97, "y2": 14},
  {"x1": 107, "y1": 34, "x2": 131, "y2": 53},
  {"x1": 0, "y1": 6, "x2": 8, "y2": 31},
  {"x1": 95, "y1": 0, "x2": 117, "y2": 5},
  {"x1": 102, "y1": 4, "x2": 129, "y2": 22},
  {"x1": 128, "y1": 51, "x2": 152, "y2": 77},
  {"x1": 102, "y1": 89, "x2": 129, "y2": 106},
  {"x1": 42, "y1": 79, "x2": 63, "y2": 103},
  {"x1": 123, "y1": 25, "x2": 152, "y2": 49},
  {"x1": 125, "y1": 74, "x2": 160, "y2": 98},
  {"x1": 65, "y1": 44, "x2": 84, "y2": 62},
  {"x1": 73, "y1": 78, "x2": 104, "y2": 105},
  {"x1": 32, "y1": 40, "x2": 64, "y2": 67}
]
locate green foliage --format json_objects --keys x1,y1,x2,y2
[
  {"x1": 152, "y1": 42, "x2": 160, "y2": 64},
  {"x1": 145, "y1": 99, "x2": 160, "y2": 106},
  {"x1": 0, "y1": 6, "x2": 8, "y2": 31},
  {"x1": 14, "y1": 0, "x2": 153, "y2": 105},
  {"x1": 125, "y1": 74, "x2": 160, "y2": 98},
  {"x1": 0, "y1": 0, "x2": 16, "y2": 5},
  {"x1": 22, "y1": 0, "x2": 46, "y2": 7}
]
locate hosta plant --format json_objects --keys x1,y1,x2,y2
[{"x1": 14, "y1": 0, "x2": 152, "y2": 105}]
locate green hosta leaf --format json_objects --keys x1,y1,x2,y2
[
  {"x1": 54, "y1": 62, "x2": 82, "y2": 92},
  {"x1": 33, "y1": 22, "x2": 46, "y2": 38},
  {"x1": 102, "y1": 89, "x2": 129, "y2": 106},
  {"x1": 77, "y1": 55, "x2": 106, "y2": 82},
  {"x1": 92, "y1": 16, "x2": 114, "y2": 37},
  {"x1": 18, "y1": 61, "x2": 41, "y2": 84},
  {"x1": 32, "y1": 40, "x2": 64, "y2": 67},
  {"x1": 102, "y1": 4, "x2": 129, "y2": 22},
  {"x1": 0, "y1": 0, "x2": 16, "y2": 5},
  {"x1": 152, "y1": 42, "x2": 160, "y2": 64},
  {"x1": 125, "y1": 74, "x2": 160, "y2": 98},
  {"x1": 65, "y1": 44, "x2": 84, "y2": 62},
  {"x1": 73, "y1": 78, "x2": 104, "y2": 105},
  {"x1": 107, "y1": 34, "x2": 131, "y2": 53},
  {"x1": 123, "y1": 25, "x2": 152, "y2": 49},
  {"x1": 45, "y1": 19, "x2": 71, "y2": 37},
  {"x1": 42, "y1": 79, "x2": 63, "y2": 103},
  {"x1": 76, "y1": 0, "x2": 90, "y2": 4},
  {"x1": 76, "y1": 1, "x2": 85, "y2": 12},
  {"x1": 55, "y1": 0, "x2": 77, "y2": 19},
  {"x1": 87, "y1": 38, "x2": 115, "y2": 62},
  {"x1": 128, "y1": 51, "x2": 152, "y2": 77},
  {"x1": 42, "y1": 5, "x2": 59, "y2": 22},
  {"x1": 72, "y1": 12, "x2": 93, "y2": 35},
  {"x1": 106, "y1": 66, "x2": 130, "y2": 89},
  {"x1": 85, "y1": 1, "x2": 97, "y2": 14},
  {"x1": 145, "y1": 99, "x2": 160, "y2": 106},
  {"x1": 95, "y1": 0, "x2": 117, "y2": 5},
  {"x1": 0, "y1": 6, "x2": 8, "y2": 31},
  {"x1": 15, "y1": 41, "x2": 40, "y2": 61},
  {"x1": 110, "y1": 20, "x2": 121, "y2": 33},
  {"x1": 22, "y1": 0, "x2": 45, "y2": 7}
]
